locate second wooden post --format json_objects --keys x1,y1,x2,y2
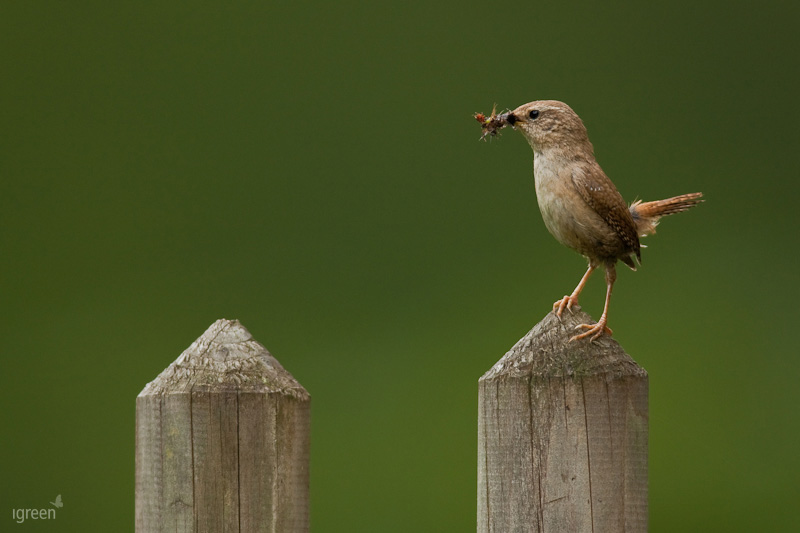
[{"x1": 136, "y1": 319, "x2": 310, "y2": 533}]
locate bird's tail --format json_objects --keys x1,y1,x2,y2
[{"x1": 630, "y1": 192, "x2": 703, "y2": 236}]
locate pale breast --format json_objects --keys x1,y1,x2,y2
[{"x1": 533, "y1": 155, "x2": 622, "y2": 260}]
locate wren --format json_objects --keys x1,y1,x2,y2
[{"x1": 496, "y1": 100, "x2": 702, "y2": 341}]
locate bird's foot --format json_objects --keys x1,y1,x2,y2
[
  {"x1": 553, "y1": 295, "x2": 578, "y2": 318},
  {"x1": 570, "y1": 319, "x2": 613, "y2": 342}
]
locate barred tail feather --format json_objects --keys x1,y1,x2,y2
[{"x1": 630, "y1": 192, "x2": 703, "y2": 236}]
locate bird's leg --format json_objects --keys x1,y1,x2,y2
[
  {"x1": 554, "y1": 264, "x2": 596, "y2": 317},
  {"x1": 571, "y1": 264, "x2": 615, "y2": 342}
]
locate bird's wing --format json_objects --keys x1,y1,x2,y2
[{"x1": 569, "y1": 164, "x2": 640, "y2": 260}]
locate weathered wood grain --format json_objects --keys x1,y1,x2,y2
[
  {"x1": 478, "y1": 307, "x2": 648, "y2": 532},
  {"x1": 136, "y1": 319, "x2": 310, "y2": 533}
]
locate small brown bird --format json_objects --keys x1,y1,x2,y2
[{"x1": 489, "y1": 100, "x2": 702, "y2": 341}]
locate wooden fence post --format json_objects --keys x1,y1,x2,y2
[
  {"x1": 478, "y1": 308, "x2": 648, "y2": 532},
  {"x1": 136, "y1": 319, "x2": 310, "y2": 533}
]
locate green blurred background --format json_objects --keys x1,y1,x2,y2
[{"x1": 2, "y1": 1, "x2": 798, "y2": 531}]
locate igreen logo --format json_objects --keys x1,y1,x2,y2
[{"x1": 11, "y1": 495, "x2": 62, "y2": 524}]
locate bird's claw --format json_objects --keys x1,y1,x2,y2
[
  {"x1": 553, "y1": 295, "x2": 577, "y2": 318},
  {"x1": 569, "y1": 321, "x2": 613, "y2": 342}
]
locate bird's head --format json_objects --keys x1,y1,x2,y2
[{"x1": 501, "y1": 100, "x2": 592, "y2": 154}]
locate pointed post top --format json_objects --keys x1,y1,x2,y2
[
  {"x1": 481, "y1": 307, "x2": 647, "y2": 382},
  {"x1": 140, "y1": 319, "x2": 309, "y2": 398}
]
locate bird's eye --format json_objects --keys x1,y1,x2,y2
[{"x1": 529, "y1": 110, "x2": 540, "y2": 119}]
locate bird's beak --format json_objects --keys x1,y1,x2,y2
[{"x1": 503, "y1": 113, "x2": 517, "y2": 127}]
